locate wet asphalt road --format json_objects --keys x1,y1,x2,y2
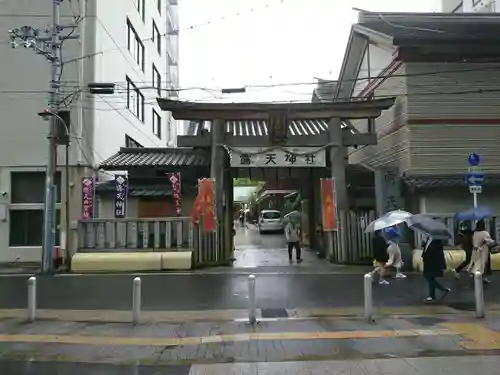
[
  {"x1": 0, "y1": 225, "x2": 498, "y2": 311},
  {"x1": 0, "y1": 272, "x2": 498, "y2": 311}
]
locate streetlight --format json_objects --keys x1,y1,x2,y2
[{"x1": 38, "y1": 109, "x2": 70, "y2": 273}]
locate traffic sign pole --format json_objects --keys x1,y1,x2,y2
[{"x1": 467, "y1": 153, "x2": 482, "y2": 209}]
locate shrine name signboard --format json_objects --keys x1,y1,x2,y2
[{"x1": 230, "y1": 147, "x2": 326, "y2": 167}]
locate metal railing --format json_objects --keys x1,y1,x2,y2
[{"x1": 77, "y1": 217, "x2": 194, "y2": 251}]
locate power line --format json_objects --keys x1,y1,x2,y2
[
  {"x1": 2, "y1": 61, "x2": 499, "y2": 99},
  {"x1": 57, "y1": 62, "x2": 500, "y2": 93},
  {"x1": 61, "y1": 0, "x2": 287, "y2": 66},
  {"x1": 2, "y1": 79, "x2": 500, "y2": 104}
]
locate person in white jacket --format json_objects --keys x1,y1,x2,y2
[
  {"x1": 380, "y1": 227, "x2": 406, "y2": 284},
  {"x1": 285, "y1": 221, "x2": 302, "y2": 262},
  {"x1": 468, "y1": 219, "x2": 495, "y2": 283}
]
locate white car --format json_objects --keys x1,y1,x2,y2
[{"x1": 258, "y1": 210, "x2": 284, "y2": 234}]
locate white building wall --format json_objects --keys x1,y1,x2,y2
[
  {"x1": 92, "y1": 0, "x2": 173, "y2": 160},
  {"x1": 0, "y1": 0, "x2": 179, "y2": 263}
]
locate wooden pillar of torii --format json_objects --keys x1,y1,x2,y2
[{"x1": 158, "y1": 98, "x2": 395, "y2": 264}]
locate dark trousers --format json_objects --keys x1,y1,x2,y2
[
  {"x1": 455, "y1": 247, "x2": 473, "y2": 273},
  {"x1": 425, "y1": 275, "x2": 447, "y2": 299},
  {"x1": 485, "y1": 252, "x2": 492, "y2": 276},
  {"x1": 287, "y1": 242, "x2": 301, "y2": 260}
]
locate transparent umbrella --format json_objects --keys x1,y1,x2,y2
[
  {"x1": 364, "y1": 210, "x2": 412, "y2": 233},
  {"x1": 384, "y1": 209, "x2": 412, "y2": 221}
]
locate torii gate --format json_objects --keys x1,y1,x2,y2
[{"x1": 157, "y1": 98, "x2": 395, "y2": 264}]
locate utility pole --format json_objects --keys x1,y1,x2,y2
[{"x1": 9, "y1": 0, "x2": 78, "y2": 274}]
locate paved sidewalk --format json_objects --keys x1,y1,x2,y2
[
  {"x1": 0, "y1": 305, "x2": 478, "y2": 323},
  {"x1": 1, "y1": 355, "x2": 500, "y2": 374},
  {"x1": 190, "y1": 356, "x2": 500, "y2": 375},
  {"x1": 0, "y1": 314, "x2": 499, "y2": 365}
]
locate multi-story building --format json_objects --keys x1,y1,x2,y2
[
  {"x1": 0, "y1": 0, "x2": 179, "y2": 263},
  {"x1": 442, "y1": 0, "x2": 496, "y2": 12},
  {"x1": 335, "y1": 11, "x2": 500, "y2": 218}
]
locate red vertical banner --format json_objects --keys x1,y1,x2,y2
[
  {"x1": 321, "y1": 178, "x2": 337, "y2": 231},
  {"x1": 200, "y1": 179, "x2": 216, "y2": 233},
  {"x1": 81, "y1": 177, "x2": 94, "y2": 219},
  {"x1": 168, "y1": 172, "x2": 182, "y2": 216}
]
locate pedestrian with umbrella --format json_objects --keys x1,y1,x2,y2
[
  {"x1": 364, "y1": 210, "x2": 411, "y2": 282},
  {"x1": 405, "y1": 214, "x2": 451, "y2": 302},
  {"x1": 384, "y1": 226, "x2": 406, "y2": 279},
  {"x1": 371, "y1": 230, "x2": 390, "y2": 284},
  {"x1": 421, "y1": 235, "x2": 450, "y2": 302},
  {"x1": 469, "y1": 219, "x2": 495, "y2": 283},
  {"x1": 454, "y1": 206, "x2": 494, "y2": 284}
]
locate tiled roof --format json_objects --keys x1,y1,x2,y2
[
  {"x1": 402, "y1": 174, "x2": 500, "y2": 188},
  {"x1": 186, "y1": 119, "x2": 347, "y2": 137},
  {"x1": 95, "y1": 182, "x2": 172, "y2": 196},
  {"x1": 99, "y1": 147, "x2": 209, "y2": 169}
]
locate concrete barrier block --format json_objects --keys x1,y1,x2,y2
[
  {"x1": 412, "y1": 249, "x2": 500, "y2": 272},
  {"x1": 161, "y1": 251, "x2": 192, "y2": 270},
  {"x1": 71, "y1": 252, "x2": 163, "y2": 273}
]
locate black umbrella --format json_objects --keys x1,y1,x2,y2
[{"x1": 405, "y1": 214, "x2": 452, "y2": 239}]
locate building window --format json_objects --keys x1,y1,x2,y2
[
  {"x1": 157, "y1": 0, "x2": 162, "y2": 14},
  {"x1": 125, "y1": 135, "x2": 143, "y2": 148},
  {"x1": 127, "y1": 18, "x2": 145, "y2": 71},
  {"x1": 152, "y1": 64, "x2": 161, "y2": 96},
  {"x1": 9, "y1": 209, "x2": 60, "y2": 247},
  {"x1": 11, "y1": 171, "x2": 61, "y2": 203},
  {"x1": 126, "y1": 76, "x2": 145, "y2": 121},
  {"x1": 152, "y1": 21, "x2": 161, "y2": 54},
  {"x1": 152, "y1": 109, "x2": 162, "y2": 139},
  {"x1": 133, "y1": 0, "x2": 145, "y2": 20}
]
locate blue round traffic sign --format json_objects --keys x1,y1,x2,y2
[{"x1": 468, "y1": 152, "x2": 480, "y2": 166}]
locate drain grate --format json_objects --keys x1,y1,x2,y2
[
  {"x1": 447, "y1": 301, "x2": 476, "y2": 311},
  {"x1": 261, "y1": 308, "x2": 289, "y2": 318}
]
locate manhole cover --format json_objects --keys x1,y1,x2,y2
[
  {"x1": 261, "y1": 308, "x2": 288, "y2": 318},
  {"x1": 447, "y1": 301, "x2": 476, "y2": 311}
]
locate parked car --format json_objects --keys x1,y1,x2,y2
[{"x1": 258, "y1": 209, "x2": 284, "y2": 234}]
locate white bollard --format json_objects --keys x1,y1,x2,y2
[
  {"x1": 27, "y1": 276, "x2": 36, "y2": 322},
  {"x1": 364, "y1": 273, "x2": 373, "y2": 322},
  {"x1": 248, "y1": 274, "x2": 256, "y2": 324},
  {"x1": 132, "y1": 277, "x2": 142, "y2": 324},
  {"x1": 474, "y1": 271, "x2": 485, "y2": 318}
]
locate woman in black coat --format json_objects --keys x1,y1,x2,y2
[
  {"x1": 422, "y1": 237, "x2": 450, "y2": 302},
  {"x1": 372, "y1": 230, "x2": 389, "y2": 284}
]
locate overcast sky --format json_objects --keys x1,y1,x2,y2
[{"x1": 177, "y1": 0, "x2": 439, "y2": 103}]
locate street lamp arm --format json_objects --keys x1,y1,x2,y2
[{"x1": 38, "y1": 110, "x2": 69, "y2": 136}]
